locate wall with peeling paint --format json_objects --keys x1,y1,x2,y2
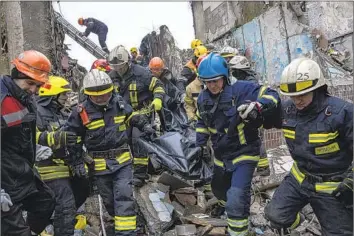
[
  {"x1": 192, "y1": 2, "x2": 353, "y2": 87},
  {"x1": 191, "y1": 2, "x2": 353, "y2": 148}
]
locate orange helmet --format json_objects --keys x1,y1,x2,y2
[
  {"x1": 91, "y1": 59, "x2": 111, "y2": 72},
  {"x1": 196, "y1": 54, "x2": 208, "y2": 68},
  {"x1": 78, "y1": 17, "x2": 84, "y2": 25},
  {"x1": 11, "y1": 50, "x2": 51, "y2": 83},
  {"x1": 149, "y1": 57, "x2": 165, "y2": 71}
]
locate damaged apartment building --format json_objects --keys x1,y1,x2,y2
[{"x1": 0, "y1": 1, "x2": 353, "y2": 236}]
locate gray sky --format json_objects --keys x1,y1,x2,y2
[{"x1": 53, "y1": 2, "x2": 195, "y2": 70}]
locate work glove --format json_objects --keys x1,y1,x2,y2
[
  {"x1": 1, "y1": 189, "x2": 13, "y2": 212},
  {"x1": 53, "y1": 130, "x2": 78, "y2": 149},
  {"x1": 71, "y1": 163, "x2": 88, "y2": 178},
  {"x1": 237, "y1": 101, "x2": 263, "y2": 127},
  {"x1": 151, "y1": 98, "x2": 163, "y2": 111},
  {"x1": 35, "y1": 145, "x2": 53, "y2": 162},
  {"x1": 332, "y1": 175, "x2": 353, "y2": 207}
]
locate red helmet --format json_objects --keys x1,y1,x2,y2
[{"x1": 91, "y1": 59, "x2": 111, "y2": 72}]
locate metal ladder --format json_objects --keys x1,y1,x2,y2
[{"x1": 54, "y1": 11, "x2": 108, "y2": 59}]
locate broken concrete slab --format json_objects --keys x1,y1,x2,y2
[
  {"x1": 175, "y1": 193, "x2": 197, "y2": 206},
  {"x1": 175, "y1": 224, "x2": 197, "y2": 236},
  {"x1": 181, "y1": 215, "x2": 227, "y2": 227},
  {"x1": 158, "y1": 172, "x2": 193, "y2": 191}
]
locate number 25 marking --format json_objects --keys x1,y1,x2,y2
[{"x1": 297, "y1": 73, "x2": 309, "y2": 80}]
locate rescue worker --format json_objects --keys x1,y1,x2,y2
[
  {"x1": 64, "y1": 69, "x2": 154, "y2": 235},
  {"x1": 91, "y1": 58, "x2": 111, "y2": 73},
  {"x1": 35, "y1": 76, "x2": 89, "y2": 236},
  {"x1": 191, "y1": 39, "x2": 203, "y2": 49},
  {"x1": 220, "y1": 46, "x2": 239, "y2": 63},
  {"x1": 184, "y1": 54, "x2": 207, "y2": 123},
  {"x1": 180, "y1": 45, "x2": 208, "y2": 90},
  {"x1": 229, "y1": 55, "x2": 270, "y2": 176},
  {"x1": 108, "y1": 45, "x2": 165, "y2": 187},
  {"x1": 78, "y1": 17, "x2": 109, "y2": 53},
  {"x1": 149, "y1": 57, "x2": 184, "y2": 109},
  {"x1": 130, "y1": 47, "x2": 139, "y2": 62},
  {"x1": 265, "y1": 58, "x2": 353, "y2": 235},
  {"x1": 196, "y1": 53, "x2": 281, "y2": 235},
  {"x1": 1, "y1": 50, "x2": 55, "y2": 235}
]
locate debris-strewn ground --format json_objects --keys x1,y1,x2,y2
[{"x1": 78, "y1": 145, "x2": 322, "y2": 236}]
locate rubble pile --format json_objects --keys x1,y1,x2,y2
[{"x1": 130, "y1": 145, "x2": 323, "y2": 236}]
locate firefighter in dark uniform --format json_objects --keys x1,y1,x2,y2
[
  {"x1": 35, "y1": 75, "x2": 89, "y2": 235},
  {"x1": 108, "y1": 45, "x2": 165, "y2": 187},
  {"x1": 64, "y1": 69, "x2": 154, "y2": 236},
  {"x1": 265, "y1": 58, "x2": 353, "y2": 235},
  {"x1": 229, "y1": 55, "x2": 270, "y2": 176},
  {"x1": 180, "y1": 45, "x2": 208, "y2": 91},
  {"x1": 78, "y1": 17, "x2": 109, "y2": 53},
  {"x1": 1, "y1": 50, "x2": 55, "y2": 235},
  {"x1": 196, "y1": 53, "x2": 281, "y2": 236},
  {"x1": 149, "y1": 57, "x2": 184, "y2": 110}
]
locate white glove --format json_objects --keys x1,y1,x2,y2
[
  {"x1": 36, "y1": 144, "x2": 53, "y2": 162},
  {"x1": 180, "y1": 93, "x2": 186, "y2": 103},
  {"x1": 1, "y1": 189, "x2": 13, "y2": 212},
  {"x1": 237, "y1": 101, "x2": 262, "y2": 121}
]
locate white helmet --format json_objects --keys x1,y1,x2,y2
[
  {"x1": 108, "y1": 45, "x2": 130, "y2": 76},
  {"x1": 229, "y1": 55, "x2": 250, "y2": 69},
  {"x1": 220, "y1": 46, "x2": 239, "y2": 58},
  {"x1": 83, "y1": 69, "x2": 113, "y2": 96},
  {"x1": 280, "y1": 57, "x2": 326, "y2": 96}
]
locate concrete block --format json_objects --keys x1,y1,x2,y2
[
  {"x1": 175, "y1": 224, "x2": 197, "y2": 236},
  {"x1": 259, "y1": 5, "x2": 289, "y2": 85},
  {"x1": 307, "y1": 2, "x2": 353, "y2": 41}
]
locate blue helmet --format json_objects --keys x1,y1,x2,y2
[{"x1": 198, "y1": 52, "x2": 230, "y2": 84}]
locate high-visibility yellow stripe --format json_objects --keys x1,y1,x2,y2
[
  {"x1": 257, "y1": 158, "x2": 269, "y2": 167},
  {"x1": 283, "y1": 129, "x2": 295, "y2": 139},
  {"x1": 207, "y1": 127, "x2": 217, "y2": 134},
  {"x1": 149, "y1": 77, "x2": 158, "y2": 91},
  {"x1": 36, "y1": 132, "x2": 41, "y2": 144},
  {"x1": 290, "y1": 162, "x2": 305, "y2": 184},
  {"x1": 315, "y1": 182, "x2": 340, "y2": 194},
  {"x1": 204, "y1": 184, "x2": 212, "y2": 191},
  {"x1": 133, "y1": 157, "x2": 149, "y2": 166},
  {"x1": 237, "y1": 123, "x2": 246, "y2": 145},
  {"x1": 86, "y1": 119, "x2": 105, "y2": 130},
  {"x1": 47, "y1": 132, "x2": 55, "y2": 147},
  {"x1": 94, "y1": 158, "x2": 107, "y2": 171},
  {"x1": 219, "y1": 200, "x2": 226, "y2": 206},
  {"x1": 37, "y1": 165, "x2": 69, "y2": 174},
  {"x1": 84, "y1": 85, "x2": 113, "y2": 96},
  {"x1": 196, "y1": 127, "x2": 210, "y2": 134},
  {"x1": 258, "y1": 86, "x2": 267, "y2": 98},
  {"x1": 115, "y1": 216, "x2": 137, "y2": 231},
  {"x1": 261, "y1": 94, "x2": 278, "y2": 104},
  {"x1": 114, "y1": 116, "x2": 125, "y2": 124},
  {"x1": 118, "y1": 124, "x2": 127, "y2": 131},
  {"x1": 153, "y1": 87, "x2": 165, "y2": 94},
  {"x1": 52, "y1": 159, "x2": 65, "y2": 164},
  {"x1": 232, "y1": 155, "x2": 259, "y2": 165},
  {"x1": 309, "y1": 131, "x2": 339, "y2": 143},
  {"x1": 116, "y1": 152, "x2": 131, "y2": 164},
  {"x1": 290, "y1": 213, "x2": 301, "y2": 229},
  {"x1": 129, "y1": 83, "x2": 138, "y2": 108},
  {"x1": 214, "y1": 158, "x2": 224, "y2": 167},
  {"x1": 227, "y1": 218, "x2": 248, "y2": 228}
]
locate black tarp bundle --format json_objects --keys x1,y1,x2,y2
[{"x1": 134, "y1": 107, "x2": 213, "y2": 183}]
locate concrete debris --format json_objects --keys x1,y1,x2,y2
[{"x1": 175, "y1": 224, "x2": 197, "y2": 236}]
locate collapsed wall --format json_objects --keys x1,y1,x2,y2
[
  {"x1": 0, "y1": 1, "x2": 87, "y2": 91},
  {"x1": 139, "y1": 25, "x2": 193, "y2": 77},
  {"x1": 191, "y1": 1, "x2": 353, "y2": 148}
]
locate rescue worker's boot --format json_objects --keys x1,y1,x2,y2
[
  {"x1": 102, "y1": 47, "x2": 110, "y2": 54},
  {"x1": 210, "y1": 202, "x2": 225, "y2": 218}
]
